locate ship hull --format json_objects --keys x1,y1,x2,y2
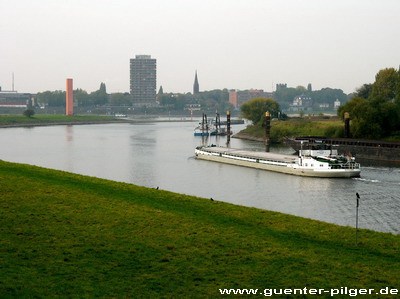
[{"x1": 194, "y1": 131, "x2": 217, "y2": 136}]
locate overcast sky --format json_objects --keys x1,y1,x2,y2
[{"x1": 1, "y1": 0, "x2": 399, "y2": 94}]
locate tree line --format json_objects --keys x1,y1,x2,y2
[
  {"x1": 158, "y1": 88, "x2": 232, "y2": 112},
  {"x1": 37, "y1": 83, "x2": 108, "y2": 107},
  {"x1": 36, "y1": 83, "x2": 232, "y2": 112},
  {"x1": 274, "y1": 85, "x2": 349, "y2": 110},
  {"x1": 338, "y1": 67, "x2": 400, "y2": 139}
]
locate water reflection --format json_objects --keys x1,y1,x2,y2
[
  {"x1": 128, "y1": 124, "x2": 157, "y2": 187},
  {"x1": 65, "y1": 126, "x2": 74, "y2": 172},
  {"x1": 65, "y1": 125, "x2": 73, "y2": 142}
]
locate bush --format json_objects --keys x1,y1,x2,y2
[
  {"x1": 23, "y1": 109, "x2": 35, "y2": 118},
  {"x1": 240, "y1": 98, "x2": 281, "y2": 125}
]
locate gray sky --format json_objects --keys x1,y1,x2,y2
[{"x1": 1, "y1": 0, "x2": 399, "y2": 94}]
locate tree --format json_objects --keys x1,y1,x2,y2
[
  {"x1": 90, "y1": 83, "x2": 108, "y2": 105},
  {"x1": 23, "y1": 109, "x2": 35, "y2": 118},
  {"x1": 110, "y1": 93, "x2": 132, "y2": 106},
  {"x1": 338, "y1": 68, "x2": 400, "y2": 139},
  {"x1": 36, "y1": 90, "x2": 66, "y2": 107},
  {"x1": 240, "y1": 97, "x2": 281, "y2": 125},
  {"x1": 197, "y1": 89, "x2": 229, "y2": 106},
  {"x1": 74, "y1": 88, "x2": 90, "y2": 107},
  {"x1": 274, "y1": 87, "x2": 304, "y2": 110},
  {"x1": 339, "y1": 96, "x2": 400, "y2": 139},
  {"x1": 369, "y1": 68, "x2": 398, "y2": 102},
  {"x1": 312, "y1": 88, "x2": 347, "y2": 105},
  {"x1": 99, "y1": 82, "x2": 106, "y2": 94},
  {"x1": 159, "y1": 93, "x2": 176, "y2": 106},
  {"x1": 355, "y1": 84, "x2": 372, "y2": 99}
]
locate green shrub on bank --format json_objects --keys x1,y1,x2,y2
[
  {"x1": 324, "y1": 125, "x2": 345, "y2": 138},
  {"x1": 23, "y1": 109, "x2": 35, "y2": 118}
]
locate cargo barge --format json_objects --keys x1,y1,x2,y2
[{"x1": 195, "y1": 144, "x2": 361, "y2": 178}]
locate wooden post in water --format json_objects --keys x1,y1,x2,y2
[
  {"x1": 201, "y1": 113, "x2": 205, "y2": 136},
  {"x1": 226, "y1": 110, "x2": 231, "y2": 146},
  {"x1": 204, "y1": 114, "x2": 208, "y2": 135},
  {"x1": 344, "y1": 112, "x2": 350, "y2": 138},
  {"x1": 265, "y1": 111, "x2": 271, "y2": 152},
  {"x1": 216, "y1": 112, "x2": 221, "y2": 133}
]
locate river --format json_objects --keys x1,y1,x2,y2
[{"x1": 0, "y1": 120, "x2": 399, "y2": 234}]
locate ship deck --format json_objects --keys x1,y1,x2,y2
[{"x1": 201, "y1": 146, "x2": 297, "y2": 163}]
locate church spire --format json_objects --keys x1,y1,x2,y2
[{"x1": 193, "y1": 70, "x2": 199, "y2": 94}]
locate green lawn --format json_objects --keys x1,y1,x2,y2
[
  {"x1": 0, "y1": 161, "x2": 398, "y2": 297},
  {"x1": 239, "y1": 118, "x2": 345, "y2": 142}
]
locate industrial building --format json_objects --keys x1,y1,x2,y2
[{"x1": 0, "y1": 87, "x2": 34, "y2": 112}]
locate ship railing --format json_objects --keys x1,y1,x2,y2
[{"x1": 340, "y1": 162, "x2": 360, "y2": 169}]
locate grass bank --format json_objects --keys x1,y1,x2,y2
[
  {"x1": 0, "y1": 114, "x2": 125, "y2": 127},
  {"x1": 0, "y1": 161, "x2": 399, "y2": 297},
  {"x1": 235, "y1": 118, "x2": 344, "y2": 143}
]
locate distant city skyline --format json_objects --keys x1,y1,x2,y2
[{"x1": 1, "y1": 0, "x2": 399, "y2": 95}]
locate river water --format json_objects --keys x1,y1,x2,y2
[{"x1": 0, "y1": 121, "x2": 399, "y2": 234}]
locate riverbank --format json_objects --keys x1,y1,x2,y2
[
  {"x1": 233, "y1": 118, "x2": 344, "y2": 143},
  {"x1": 0, "y1": 115, "x2": 129, "y2": 128},
  {"x1": 234, "y1": 118, "x2": 400, "y2": 143},
  {"x1": 0, "y1": 114, "x2": 198, "y2": 128},
  {"x1": 1, "y1": 160, "x2": 398, "y2": 297},
  {"x1": 232, "y1": 131, "x2": 265, "y2": 142}
]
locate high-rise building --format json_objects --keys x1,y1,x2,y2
[{"x1": 130, "y1": 55, "x2": 157, "y2": 104}]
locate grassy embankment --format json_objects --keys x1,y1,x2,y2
[
  {"x1": 237, "y1": 118, "x2": 400, "y2": 143},
  {"x1": 236, "y1": 118, "x2": 345, "y2": 143},
  {"x1": 0, "y1": 115, "x2": 121, "y2": 126},
  {"x1": 1, "y1": 160, "x2": 399, "y2": 297}
]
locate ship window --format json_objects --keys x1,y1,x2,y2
[
  {"x1": 320, "y1": 164, "x2": 323, "y2": 167},
  {"x1": 305, "y1": 163, "x2": 308, "y2": 167},
  {"x1": 311, "y1": 164, "x2": 314, "y2": 167}
]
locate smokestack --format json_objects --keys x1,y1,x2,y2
[{"x1": 66, "y1": 78, "x2": 74, "y2": 116}]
